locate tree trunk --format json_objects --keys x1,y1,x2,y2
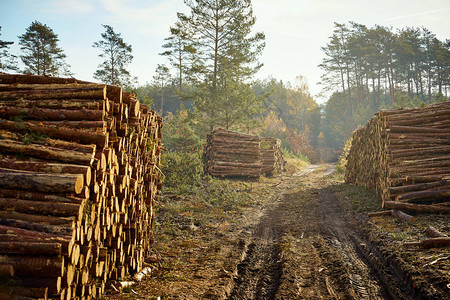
[
  {"x1": 0, "y1": 119, "x2": 108, "y2": 147},
  {"x1": 0, "y1": 255, "x2": 63, "y2": 277},
  {"x1": 384, "y1": 201, "x2": 450, "y2": 214},
  {"x1": 0, "y1": 87, "x2": 106, "y2": 100},
  {"x1": 0, "y1": 106, "x2": 104, "y2": 121},
  {"x1": 0, "y1": 198, "x2": 82, "y2": 217},
  {"x1": 0, "y1": 171, "x2": 84, "y2": 194},
  {"x1": 0, "y1": 140, "x2": 93, "y2": 166},
  {"x1": 0, "y1": 241, "x2": 62, "y2": 256}
]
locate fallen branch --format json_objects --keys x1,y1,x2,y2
[
  {"x1": 133, "y1": 266, "x2": 152, "y2": 282},
  {"x1": 404, "y1": 237, "x2": 450, "y2": 249},
  {"x1": 425, "y1": 226, "x2": 447, "y2": 238},
  {"x1": 423, "y1": 256, "x2": 449, "y2": 267}
]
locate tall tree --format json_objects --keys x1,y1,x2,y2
[
  {"x1": 93, "y1": 25, "x2": 133, "y2": 86},
  {"x1": 152, "y1": 64, "x2": 172, "y2": 116},
  {"x1": 176, "y1": 0, "x2": 265, "y2": 128},
  {"x1": 0, "y1": 26, "x2": 18, "y2": 72},
  {"x1": 160, "y1": 22, "x2": 197, "y2": 95},
  {"x1": 18, "y1": 21, "x2": 70, "y2": 76}
]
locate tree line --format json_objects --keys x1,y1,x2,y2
[{"x1": 320, "y1": 22, "x2": 449, "y2": 151}]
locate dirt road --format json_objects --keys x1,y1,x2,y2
[
  {"x1": 107, "y1": 164, "x2": 449, "y2": 299},
  {"x1": 229, "y1": 165, "x2": 410, "y2": 299}
]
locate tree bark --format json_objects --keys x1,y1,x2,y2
[
  {"x1": 0, "y1": 189, "x2": 85, "y2": 203},
  {"x1": 0, "y1": 255, "x2": 63, "y2": 277},
  {"x1": 0, "y1": 171, "x2": 84, "y2": 194},
  {"x1": 0, "y1": 99, "x2": 104, "y2": 110},
  {"x1": 0, "y1": 106, "x2": 104, "y2": 121},
  {"x1": 404, "y1": 237, "x2": 450, "y2": 249},
  {"x1": 0, "y1": 210, "x2": 74, "y2": 226},
  {"x1": 384, "y1": 201, "x2": 450, "y2": 214},
  {"x1": 0, "y1": 159, "x2": 91, "y2": 185},
  {"x1": 0, "y1": 87, "x2": 106, "y2": 100},
  {"x1": 0, "y1": 119, "x2": 108, "y2": 147},
  {"x1": 0, "y1": 241, "x2": 62, "y2": 256}
]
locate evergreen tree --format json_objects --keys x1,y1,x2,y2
[
  {"x1": 93, "y1": 25, "x2": 133, "y2": 86},
  {"x1": 176, "y1": 0, "x2": 265, "y2": 128},
  {"x1": 160, "y1": 22, "x2": 197, "y2": 95},
  {"x1": 18, "y1": 21, "x2": 71, "y2": 76},
  {"x1": 152, "y1": 64, "x2": 172, "y2": 116},
  {"x1": 0, "y1": 26, "x2": 18, "y2": 72}
]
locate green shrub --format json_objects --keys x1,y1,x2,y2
[
  {"x1": 336, "y1": 137, "x2": 352, "y2": 173},
  {"x1": 162, "y1": 151, "x2": 203, "y2": 193}
]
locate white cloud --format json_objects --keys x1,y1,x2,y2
[
  {"x1": 46, "y1": 0, "x2": 95, "y2": 14},
  {"x1": 97, "y1": 0, "x2": 188, "y2": 37}
]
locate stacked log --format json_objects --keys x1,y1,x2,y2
[
  {"x1": 260, "y1": 137, "x2": 285, "y2": 176},
  {"x1": 0, "y1": 74, "x2": 162, "y2": 299},
  {"x1": 345, "y1": 101, "x2": 450, "y2": 214},
  {"x1": 204, "y1": 128, "x2": 262, "y2": 178}
]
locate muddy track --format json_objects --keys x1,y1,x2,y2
[{"x1": 227, "y1": 168, "x2": 425, "y2": 300}]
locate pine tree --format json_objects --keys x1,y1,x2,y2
[
  {"x1": 152, "y1": 64, "x2": 172, "y2": 116},
  {"x1": 18, "y1": 21, "x2": 71, "y2": 76},
  {"x1": 93, "y1": 25, "x2": 133, "y2": 86},
  {"x1": 160, "y1": 22, "x2": 197, "y2": 95},
  {"x1": 176, "y1": 0, "x2": 265, "y2": 128},
  {"x1": 0, "y1": 26, "x2": 18, "y2": 72}
]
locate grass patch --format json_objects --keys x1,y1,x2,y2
[{"x1": 331, "y1": 183, "x2": 381, "y2": 213}]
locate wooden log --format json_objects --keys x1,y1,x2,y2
[
  {"x1": 12, "y1": 276, "x2": 61, "y2": 294},
  {"x1": 0, "y1": 171, "x2": 84, "y2": 194},
  {"x1": 395, "y1": 189, "x2": 450, "y2": 201},
  {"x1": 384, "y1": 201, "x2": 450, "y2": 214},
  {"x1": 0, "y1": 198, "x2": 81, "y2": 217},
  {"x1": 0, "y1": 255, "x2": 63, "y2": 277},
  {"x1": 0, "y1": 225, "x2": 69, "y2": 239},
  {"x1": 0, "y1": 218, "x2": 73, "y2": 235},
  {"x1": 0, "y1": 106, "x2": 104, "y2": 121},
  {"x1": 388, "y1": 125, "x2": 448, "y2": 134},
  {"x1": 0, "y1": 210, "x2": 73, "y2": 226},
  {"x1": 0, "y1": 159, "x2": 91, "y2": 185},
  {"x1": 425, "y1": 226, "x2": 447, "y2": 238},
  {"x1": 367, "y1": 210, "x2": 393, "y2": 217},
  {"x1": 0, "y1": 83, "x2": 103, "y2": 91},
  {"x1": 30, "y1": 120, "x2": 106, "y2": 131},
  {"x1": 0, "y1": 119, "x2": 108, "y2": 147},
  {"x1": 0, "y1": 189, "x2": 85, "y2": 203},
  {"x1": 0, "y1": 264, "x2": 14, "y2": 278},
  {"x1": 0, "y1": 98, "x2": 104, "y2": 110},
  {"x1": 404, "y1": 237, "x2": 450, "y2": 249},
  {"x1": 0, "y1": 242, "x2": 62, "y2": 256},
  {"x1": 391, "y1": 209, "x2": 416, "y2": 222},
  {"x1": 0, "y1": 140, "x2": 94, "y2": 165},
  {"x1": 0, "y1": 87, "x2": 106, "y2": 100}
]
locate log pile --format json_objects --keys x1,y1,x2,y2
[
  {"x1": 345, "y1": 101, "x2": 450, "y2": 214},
  {"x1": 204, "y1": 128, "x2": 262, "y2": 178},
  {"x1": 260, "y1": 137, "x2": 285, "y2": 176},
  {"x1": 0, "y1": 74, "x2": 162, "y2": 299}
]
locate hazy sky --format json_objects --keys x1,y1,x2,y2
[{"x1": 1, "y1": 0, "x2": 449, "y2": 103}]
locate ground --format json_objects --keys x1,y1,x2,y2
[{"x1": 106, "y1": 164, "x2": 450, "y2": 299}]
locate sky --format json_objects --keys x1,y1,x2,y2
[{"x1": 0, "y1": 0, "x2": 449, "y2": 103}]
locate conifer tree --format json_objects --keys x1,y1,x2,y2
[
  {"x1": 93, "y1": 25, "x2": 133, "y2": 85},
  {"x1": 0, "y1": 26, "x2": 18, "y2": 72},
  {"x1": 18, "y1": 21, "x2": 71, "y2": 76}
]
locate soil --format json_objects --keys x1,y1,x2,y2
[{"x1": 106, "y1": 164, "x2": 449, "y2": 299}]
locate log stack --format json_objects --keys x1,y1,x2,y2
[
  {"x1": 0, "y1": 74, "x2": 162, "y2": 299},
  {"x1": 260, "y1": 137, "x2": 285, "y2": 176},
  {"x1": 204, "y1": 128, "x2": 262, "y2": 178},
  {"x1": 345, "y1": 101, "x2": 450, "y2": 214}
]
